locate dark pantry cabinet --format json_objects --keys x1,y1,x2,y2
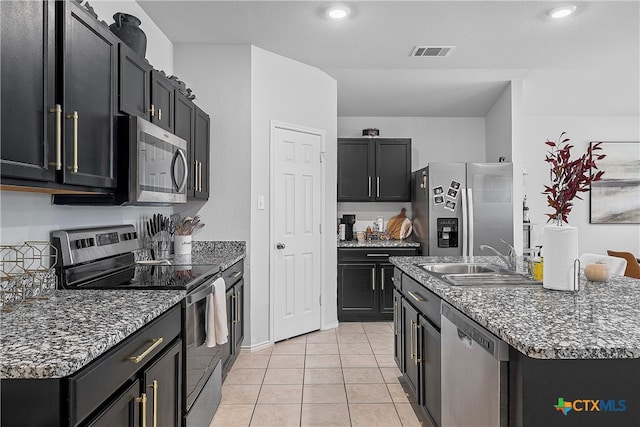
[
  {"x1": 1, "y1": 0, "x2": 118, "y2": 190},
  {"x1": 337, "y1": 138, "x2": 412, "y2": 202}
]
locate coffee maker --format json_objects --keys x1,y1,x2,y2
[{"x1": 341, "y1": 214, "x2": 356, "y2": 241}]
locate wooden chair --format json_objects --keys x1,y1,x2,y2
[
  {"x1": 579, "y1": 253, "x2": 627, "y2": 276},
  {"x1": 607, "y1": 250, "x2": 640, "y2": 279}
]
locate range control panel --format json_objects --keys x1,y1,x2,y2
[{"x1": 52, "y1": 225, "x2": 140, "y2": 267}]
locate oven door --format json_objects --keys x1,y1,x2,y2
[
  {"x1": 184, "y1": 278, "x2": 223, "y2": 412},
  {"x1": 134, "y1": 116, "x2": 188, "y2": 204}
]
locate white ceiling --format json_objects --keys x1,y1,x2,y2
[{"x1": 138, "y1": 1, "x2": 640, "y2": 117}]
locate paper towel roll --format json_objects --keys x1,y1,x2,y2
[{"x1": 543, "y1": 225, "x2": 579, "y2": 291}]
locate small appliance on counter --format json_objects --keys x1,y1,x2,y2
[{"x1": 341, "y1": 214, "x2": 356, "y2": 241}]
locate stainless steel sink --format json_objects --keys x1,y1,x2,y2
[
  {"x1": 418, "y1": 263, "x2": 500, "y2": 274},
  {"x1": 416, "y1": 262, "x2": 541, "y2": 287}
]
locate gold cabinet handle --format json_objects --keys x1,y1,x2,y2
[
  {"x1": 49, "y1": 104, "x2": 62, "y2": 170},
  {"x1": 231, "y1": 294, "x2": 237, "y2": 324},
  {"x1": 371, "y1": 267, "x2": 376, "y2": 291},
  {"x1": 409, "y1": 319, "x2": 415, "y2": 362},
  {"x1": 381, "y1": 267, "x2": 385, "y2": 291},
  {"x1": 231, "y1": 271, "x2": 242, "y2": 279},
  {"x1": 407, "y1": 290, "x2": 425, "y2": 302},
  {"x1": 236, "y1": 291, "x2": 241, "y2": 324},
  {"x1": 377, "y1": 176, "x2": 380, "y2": 198},
  {"x1": 158, "y1": 108, "x2": 162, "y2": 121},
  {"x1": 368, "y1": 176, "x2": 372, "y2": 197},
  {"x1": 393, "y1": 300, "x2": 398, "y2": 335},
  {"x1": 66, "y1": 111, "x2": 78, "y2": 173},
  {"x1": 148, "y1": 104, "x2": 155, "y2": 117},
  {"x1": 194, "y1": 160, "x2": 199, "y2": 191},
  {"x1": 127, "y1": 337, "x2": 163, "y2": 363},
  {"x1": 148, "y1": 380, "x2": 158, "y2": 427},
  {"x1": 198, "y1": 160, "x2": 203, "y2": 192},
  {"x1": 135, "y1": 393, "x2": 147, "y2": 427}
]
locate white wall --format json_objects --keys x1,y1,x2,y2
[
  {"x1": 0, "y1": 0, "x2": 175, "y2": 246},
  {"x1": 485, "y1": 84, "x2": 512, "y2": 163},
  {"x1": 92, "y1": 0, "x2": 173, "y2": 73},
  {"x1": 251, "y1": 46, "x2": 338, "y2": 347},
  {"x1": 514, "y1": 72, "x2": 640, "y2": 255}
]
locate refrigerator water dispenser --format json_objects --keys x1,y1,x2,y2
[{"x1": 437, "y1": 218, "x2": 458, "y2": 248}]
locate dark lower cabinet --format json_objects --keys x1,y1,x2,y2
[
  {"x1": 338, "y1": 248, "x2": 418, "y2": 322},
  {"x1": 402, "y1": 298, "x2": 420, "y2": 398},
  {"x1": 143, "y1": 340, "x2": 182, "y2": 427},
  {"x1": 1, "y1": 305, "x2": 182, "y2": 427},
  {"x1": 394, "y1": 267, "x2": 442, "y2": 427},
  {"x1": 419, "y1": 315, "x2": 442, "y2": 427},
  {"x1": 222, "y1": 261, "x2": 245, "y2": 377},
  {"x1": 87, "y1": 380, "x2": 140, "y2": 427}
]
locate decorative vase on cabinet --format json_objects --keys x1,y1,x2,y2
[{"x1": 109, "y1": 13, "x2": 147, "y2": 58}]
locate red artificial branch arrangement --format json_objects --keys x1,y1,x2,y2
[{"x1": 542, "y1": 132, "x2": 606, "y2": 225}]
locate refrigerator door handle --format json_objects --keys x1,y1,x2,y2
[
  {"x1": 462, "y1": 187, "x2": 469, "y2": 256},
  {"x1": 468, "y1": 188, "x2": 475, "y2": 255}
]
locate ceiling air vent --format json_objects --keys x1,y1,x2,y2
[{"x1": 410, "y1": 46, "x2": 455, "y2": 57}]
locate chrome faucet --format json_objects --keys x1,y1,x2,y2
[{"x1": 479, "y1": 239, "x2": 517, "y2": 271}]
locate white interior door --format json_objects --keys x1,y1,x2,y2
[{"x1": 272, "y1": 124, "x2": 322, "y2": 342}]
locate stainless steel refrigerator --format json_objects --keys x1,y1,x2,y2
[{"x1": 411, "y1": 163, "x2": 513, "y2": 256}]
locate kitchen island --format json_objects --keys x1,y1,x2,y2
[{"x1": 391, "y1": 255, "x2": 640, "y2": 427}]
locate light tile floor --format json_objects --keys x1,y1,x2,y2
[{"x1": 210, "y1": 322, "x2": 430, "y2": 427}]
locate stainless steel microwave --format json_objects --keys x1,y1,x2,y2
[
  {"x1": 127, "y1": 116, "x2": 188, "y2": 204},
  {"x1": 52, "y1": 116, "x2": 188, "y2": 206}
]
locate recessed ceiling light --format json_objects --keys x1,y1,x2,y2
[
  {"x1": 548, "y1": 5, "x2": 577, "y2": 19},
  {"x1": 326, "y1": 5, "x2": 351, "y2": 20}
]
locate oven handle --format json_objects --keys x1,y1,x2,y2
[{"x1": 186, "y1": 274, "x2": 221, "y2": 305}]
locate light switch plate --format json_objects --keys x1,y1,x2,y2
[{"x1": 257, "y1": 195, "x2": 265, "y2": 210}]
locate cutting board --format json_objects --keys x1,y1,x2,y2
[{"x1": 387, "y1": 208, "x2": 407, "y2": 240}]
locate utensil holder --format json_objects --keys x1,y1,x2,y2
[{"x1": 174, "y1": 235, "x2": 192, "y2": 255}]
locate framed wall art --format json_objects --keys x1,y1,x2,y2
[{"x1": 590, "y1": 141, "x2": 640, "y2": 224}]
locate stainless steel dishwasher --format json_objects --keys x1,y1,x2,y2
[{"x1": 441, "y1": 302, "x2": 509, "y2": 427}]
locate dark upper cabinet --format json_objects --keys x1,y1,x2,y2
[
  {"x1": 1, "y1": 0, "x2": 117, "y2": 190},
  {"x1": 150, "y1": 70, "x2": 174, "y2": 132},
  {"x1": 118, "y1": 43, "x2": 152, "y2": 119},
  {"x1": 193, "y1": 106, "x2": 210, "y2": 199},
  {"x1": 1, "y1": 1, "x2": 56, "y2": 182},
  {"x1": 337, "y1": 138, "x2": 411, "y2": 202},
  {"x1": 61, "y1": 0, "x2": 118, "y2": 188}
]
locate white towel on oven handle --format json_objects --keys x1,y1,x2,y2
[{"x1": 205, "y1": 277, "x2": 228, "y2": 347}]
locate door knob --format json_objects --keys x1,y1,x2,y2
[{"x1": 276, "y1": 242, "x2": 286, "y2": 250}]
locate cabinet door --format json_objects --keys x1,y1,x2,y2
[
  {"x1": 174, "y1": 92, "x2": 195, "y2": 193},
  {"x1": 1, "y1": 0, "x2": 56, "y2": 182},
  {"x1": 233, "y1": 279, "x2": 244, "y2": 353},
  {"x1": 193, "y1": 106, "x2": 210, "y2": 199},
  {"x1": 337, "y1": 139, "x2": 374, "y2": 201},
  {"x1": 222, "y1": 286, "x2": 234, "y2": 371},
  {"x1": 419, "y1": 315, "x2": 442, "y2": 427},
  {"x1": 86, "y1": 380, "x2": 140, "y2": 427},
  {"x1": 143, "y1": 339, "x2": 182, "y2": 427},
  {"x1": 393, "y1": 288, "x2": 403, "y2": 371},
  {"x1": 378, "y1": 263, "x2": 395, "y2": 315},
  {"x1": 338, "y1": 263, "x2": 377, "y2": 321},
  {"x1": 375, "y1": 139, "x2": 411, "y2": 201},
  {"x1": 119, "y1": 43, "x2": 152, "y2": 119},
  {"x1": 150, "y1": 71, "x2": 174, "y2": 132},
  {"x1": 402, "y1": 299, "x2": 419, "y2": 398},
  {"x1": 62, "y1": 1, "x2": 118, "y2": 188}
]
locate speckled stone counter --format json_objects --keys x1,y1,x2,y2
[
  {"x1": 190, "y1": 240, "x2": 246, "y2": 269},
  {"x1": 390, "y1": 255, "x2": 640, "y2": 360},
  {"x1": 0, "y1": 290, "x2": 185, "y2": 379},
  {"x1": 337, "y1": 240, "x2": 420, "y2": 248}
]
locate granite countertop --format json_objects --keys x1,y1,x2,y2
[
  {"x1": 1, "y1": 240, "x2": 247, "y2": 380},
  {"x1": 338, "y1": 240, "x2": 420, "y2": 248},
  {"x1": 0, "y1": 290, "x2": 185, "y2": 379},
  {"x1": 390, "y1": 256, "x2": 640, "y2": 360}
]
